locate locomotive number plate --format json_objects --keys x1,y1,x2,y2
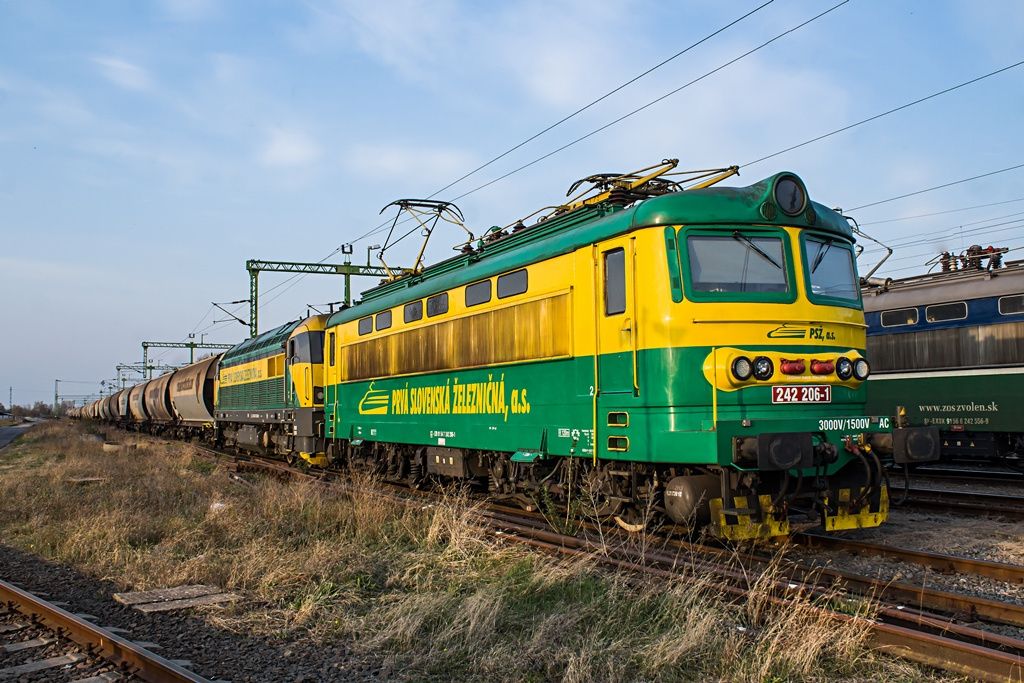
[{"x1": 772, "y1": 385, "x2": 831, "y2": 404}]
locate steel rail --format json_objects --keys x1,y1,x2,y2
[
  {"x1": 902, "y1": 487, "x2": 1024, "y2": 520},
  {"x1": 0, "y1": 579, "x2": 211, "y2": 683},
  {"x1": 793, "y1": 531, "x2": 1024, "y2": 584}
]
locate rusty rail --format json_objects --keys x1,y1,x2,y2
[
  {"x1": 0, "y1": 579, "x2": 211, "y2": 683},
  {"x1": 793, "y1": 531, "x2": 1024, "y2": 584},
  {"x1": 901, "y1": 487, "x2": 1024, "y2": 520}
]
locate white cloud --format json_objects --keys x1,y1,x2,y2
[
  {"x1": 303, "y1": 0, "x2": 459, "y2": 80},
  {"x1": 92, "y1": 57, "x2": 152, "y2": 91},
  {"x1": 258, "y1": 127, "x2": 322, "y2": 167}
]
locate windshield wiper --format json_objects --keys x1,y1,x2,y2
[
  {"x1": 810, "y1": 238, "x2": 834, "y2": 274},
  {"x1": 732, "y1": 231, "x2": 782, "y2": 270}
]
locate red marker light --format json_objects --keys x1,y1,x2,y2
[
  {"x1": 810, "y1": 359, "x2": 835, "y2": 375},
  {"x1": 780, "y1": 358, "x2": 805, "y2": 375}
]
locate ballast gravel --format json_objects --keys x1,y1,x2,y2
[
  {"x1": 781, "y1": 506, "x2": 1024, "y2": 640},
  {"x1": 0, "y1": 544, "x2": 392, "y2": 682}
]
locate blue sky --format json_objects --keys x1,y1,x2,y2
[{"x1": 2, "y1": 0, "x2": 1023, "y2": 406}]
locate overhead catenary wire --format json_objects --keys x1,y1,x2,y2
[
  {"x1": 253, "y1": 1, "x2": 803, "y2": 318},
  {"x1": 742, "y1": 59, "x2": 1024, "y2": 169},
  {"x1": 441, "y1": 0, "x2": 851, "y2": 206},
  {"x1": 859, "y1": 197, "x2": 1024, "y2": 226},
  {"x1": 426, "y1": 0, "x2": 776, "y2": 200},
  {"x1": 859, "y1": 211, "x2": 1024, "y2": 254},
  {"x1": 849, "y1": 162, "x2": 1024, "y2": 212},
  {"x1": 340, "y1": 0, "x2": 782, "y2": 250},
  {"x1": 862, "y1": 221, "x2": 1024, "y2": 261}
]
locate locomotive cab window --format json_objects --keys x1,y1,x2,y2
[
  {"x1": 999, "y1": 294, "x2": 1024, "y2": 316},
  {"x1": 328, "y1": 332, "x2": 336, "y2": 366},
  {"x1": 682, "y1": 229, "x2": 791, "y2": 301},
  {"x1": 604, "y1": 248, "x2": 626, "y2": 315},
  {"x1": 466, "y1": 280, "x2": 491, "y2": 307},
  {"x1": 358, "y1": 316, "x2": 372, "y2": 336},
  {"x1": 289, "y1": 333, "x2": 323, "y2": 363},
  {"x1": 802, "y1": 235, "x2": 859, "y2": 304},
  {"x1": 880, "y1": 308, "x2": 919, "y2": 327},
  {"x1": 404, "y1": 300, "x2": 423, "y2": 323},
  {"x1": 925, "y1": 302, "x2": 967, "y2": 322},
  {"x1": 376, "y1": 310, "x2": 392, "y2": 331},
  {"x1": 308, "y1": 331, "x2": 324, "y2": 363},
  {"x1": 427, "y1": 292, "x2": 448, "y2": 317},
  {"x1": 497, "y1": 269, "x2": 528, "y2": 299}
]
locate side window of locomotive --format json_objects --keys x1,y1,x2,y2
[
  {"x1": 497, "y1": 269, "x2": 528, "y2": 299},
  {"x1": 291, "y1": 334, "x2": 315, "y2": 363},
  {"x1": 427, "y1": 292, "x2": 448, "y2": 317},
  {"x1": 604, "y1": 248, "x2": 626, "y2": 316},
  {"x1": 308, "y1": 331, "x2": 325, "y2": 364},
  {"x1": 803, "y1": 236, "x2": 858, "y2": 301},
  {"x1": 686, "y1": 233, "x2": 787, "y2": 293},
  {"x1": 999, "y1": 294, "x2": 1024, "y2": 315},
  {"x1": 925, "y1": 302, "x2": 967, "y2": 322},
  {"x1": 358, "y1": 316, "x2": 372, "y2": 335},
  {"x1": 376, "y1": 310, "x2": 392, "y2": 331},
  {"x1": 328, "y1": 332, "x2": 336, "y2": 367},
  {"x1": 466, "y1": 280, "x2": 491, "y2": 307},
  {"x1": 880, "y1": 308, "x2": 919, "y2": 327},
  {"x1": 404, "y1": 300, "x2": 423, "y2": 323}
]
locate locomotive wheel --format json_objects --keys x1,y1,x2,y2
[{"x1": 582, "y1": 464, "x2": 625, "y2": 520}]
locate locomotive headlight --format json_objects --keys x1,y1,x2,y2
[
  {"x1": 731, "y1": 356, "x2": 753, "y2": 381},
  {"x1": 853, "y1": 358, "x2": 870, "y2": 381},
  {"x1": 752, "y1": 356, "x2": 774, "y2": 381},
  {"x1": 835, "y1": 357, "x2": 854, "y2": 380}
]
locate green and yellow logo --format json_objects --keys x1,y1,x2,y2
[{"x1": 358, "y1": 382, "x2": 390, "y2": 415}]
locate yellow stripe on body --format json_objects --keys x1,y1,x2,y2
[{"x1": 219, "y1": 355, "x2": 284, "y2": 388}]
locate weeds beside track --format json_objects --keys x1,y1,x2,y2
[{"x1": 0, "y1": 421, "x2": 958, "y2": 682}]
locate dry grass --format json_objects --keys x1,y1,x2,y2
[{"x1": 0, "y1": 421, "x2": 957, "y2": 682}]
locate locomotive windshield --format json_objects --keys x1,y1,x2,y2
[
  {"x1": 291, "y1": 331, "x2": 325, "y2": 364},
  {"x1": 803, "y1": 236, "x2": 858, "y2": 301},
  {"x1": 686, "y1": 232, "x2": 788, "y2": 294}
]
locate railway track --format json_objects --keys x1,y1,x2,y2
[
  {"x1": 908, "y1": 466, "x2": 1024, "y2": 487},
  {"x1": 476, "y1": 508, "x2": 1024, "y2": 682},
  {"x1": 0, "y1": 579, "x2": 210, "y2": 682},
  {"x1": 898, "y1": 486, "x2": 1024, "y2": 520},
  {"x1": 191, "y1": 440, "x2": 1024, "y2": 682}
]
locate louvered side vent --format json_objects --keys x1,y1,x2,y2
[{"x1": 343, "y1": 293, "x2": 571, "y2": 381}]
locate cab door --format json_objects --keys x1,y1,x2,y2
[{"x1": 596, "y1": 237, "x2": 640, "y2": 397}]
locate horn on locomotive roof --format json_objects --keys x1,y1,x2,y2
[{"x1": 377, "y1": 199, "x2": 471, "y2": 281}]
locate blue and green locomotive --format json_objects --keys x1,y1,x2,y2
[{"x1": 863, "y1": 248, "x2": 1024, "y2": 466}]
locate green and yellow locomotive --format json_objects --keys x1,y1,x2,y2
[
  {"x1": 79, "y1": 160, "x2": 939, "y2": 540},
  {"x1": 215, "y1": 314, "x2": 330, "y2": 465},
  {"x1": 319, "y1": 161, "x2": 938, "y2": 539}
]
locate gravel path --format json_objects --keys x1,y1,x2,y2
[{"x1": 0, "y1": 544, "x2": 392, "y2": 683}]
